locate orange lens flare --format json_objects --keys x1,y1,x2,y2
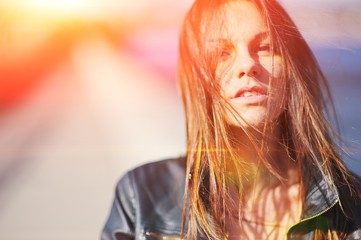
[{"x1": 16, "y1": 0, "x2": 88, "y2": 16}]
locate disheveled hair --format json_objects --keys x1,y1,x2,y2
[{"x1": 178, "y1": 0, "x2": 359, "y2": 239}]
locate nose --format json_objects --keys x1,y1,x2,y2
[{"x1": 236, "y1": 55, "x2": 261, "y2": 79}]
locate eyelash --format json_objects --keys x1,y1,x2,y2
[
  {"x1": 218, "y1": 48, "x2": 232, "y2": 60},
  {"x1": 217, "y1": 43, "x2": 271, "y2": 60},
  {"x1": 220, "y1": 50, "x2": 230, "y2": 58},
  {"x1": 257, "y1": 43, "x2": 270, "y2": 52}
]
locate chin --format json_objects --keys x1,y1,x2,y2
[
  {"x1": 226, "y1": 114, "x2": 266, "y2": 129},
  {"x1": 225, "y1": 109, "x2": 281, "y2": 130}
]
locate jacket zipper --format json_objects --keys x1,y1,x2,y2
[
  {"x1": 286, "y1": 199, "x2": 339, "y2": 237},
  {"x1": 145, "y1": 231, "x2": 181, "y2": 240}
]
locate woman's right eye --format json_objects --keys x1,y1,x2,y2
[
  {"x1": 218, "y1": 49, "x2": 231, "y2": 60},
  {"x1": 221, "y1": 50, "x2": 230, "y2": 57}
]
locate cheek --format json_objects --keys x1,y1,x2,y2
[
  {"x1": 216, "y1": 62, "x2": 234, "y2": 94},
  {"x1": 266, "y1": 57, "x2": 286, "y2": 112},
  {"x1": 216, "y1": 60, "x2": 233, "y2": 80},
  {"x1": 259, "y1": 56, "x2": 283, "y2": 79},
  {"x1": 272, "y1": 57, "x2": 283, "y2": 79},
  {"x1": 270, "y1": 58, "x2": 284, "y2": 91}
]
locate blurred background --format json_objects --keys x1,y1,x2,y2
[{"x1": 0, "y1": 0, "x2": 360, "y2": 239}]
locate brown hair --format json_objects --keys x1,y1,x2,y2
[{"x1": 178, "y1": 0, "x2": 358, "y2": 239}]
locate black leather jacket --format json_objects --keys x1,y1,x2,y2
[{"x1": 101, "y1": 157, "x2": 361, "y2": 239}]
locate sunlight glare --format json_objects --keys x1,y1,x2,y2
[{"x1": 18, "y1": 0, "x2": 90, "y2": 17}]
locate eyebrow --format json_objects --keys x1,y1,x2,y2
[
  {"x1": 252, "y1": 31, "x2": 270, "y2": 42},
  {"x1": 207, "y1": 31, "x2": 270, "y2": 44},
  {"x1": 207, "y1": 38, "x2": 229, "y2": 44}
]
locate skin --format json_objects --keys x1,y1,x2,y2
[
  {"x1": 225, "y1": 181, "x2": 302, "y2": 239},
  {"x1": 216, "y1": 1, "x2": 285, "y2": 128},
  {"x1": 214, "y1": 1, "x2": 302, "y2": 239}
]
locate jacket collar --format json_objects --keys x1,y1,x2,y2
[{"x1": 301, "y1": 171, "x2": 339, "y2": 220}]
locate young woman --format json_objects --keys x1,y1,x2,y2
[{"x1": 101, "y1": 0, "x2": 361, "y2": 239}]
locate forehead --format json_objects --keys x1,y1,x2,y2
[{"x1": 216, "y1": 1, "x2": 267, "y2": 39}]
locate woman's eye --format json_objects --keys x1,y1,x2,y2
[
  {"x1": 257, "y1": 44, "x2": 270, "y2": 53},
  {"x1": 218, "y1": 49, "x2": 231, "y2": 60},
  {"x1": 221, "y1": 50, "x2": 230, "y2": 57}
]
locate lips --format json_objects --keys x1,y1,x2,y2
[{"x1": 232, "y1": 86, "x2": 268, "y2": 104}]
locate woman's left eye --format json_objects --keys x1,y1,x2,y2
[{"x1": 257, "y1": 44, "x2": 270, "y2": 52}]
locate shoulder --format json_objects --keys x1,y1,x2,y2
[
  {"x1": 340, "y1": 171, "x2": 361, "y2": 239},
  {"x1": 116, "y1": 156, "x2": 187, "y2": 197},
  {"x1": 336, "y1": 170, "x2": 361, "y2": 227},
  {"x1": 121, "y1": 156, "x2": 186, "y2": 191},
  {"x1": 101, "y1": 157, "x2": 187, "y2": 240},
  {"x1": 116, "y1": 157, "x2": 187, "y2": 234},
  {"x1": 129, "y1": 156, "x2": 186, "y2": 177}
]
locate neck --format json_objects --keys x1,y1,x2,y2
[
  {"x1": 226, "y1": 124, "x2": 300, "y2": 190},
  {"x1": 224, "y1": 124, "x2": 303, "y2": 238}
]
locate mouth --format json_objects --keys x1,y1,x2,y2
[{"x1": 232, "y1": 86, "x2": 268, "y2": 104}]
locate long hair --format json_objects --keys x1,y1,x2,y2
[{"x1": 178, "y1": 0, "x2": 358, "y2": 239}]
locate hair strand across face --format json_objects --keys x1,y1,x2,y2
[{"x1": 178, "y1": 1, "x2": 359, "y2": 239}]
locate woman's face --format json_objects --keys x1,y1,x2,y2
[{"x1": 215, "y1": 1, "x2": 285, "y2": 129}]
